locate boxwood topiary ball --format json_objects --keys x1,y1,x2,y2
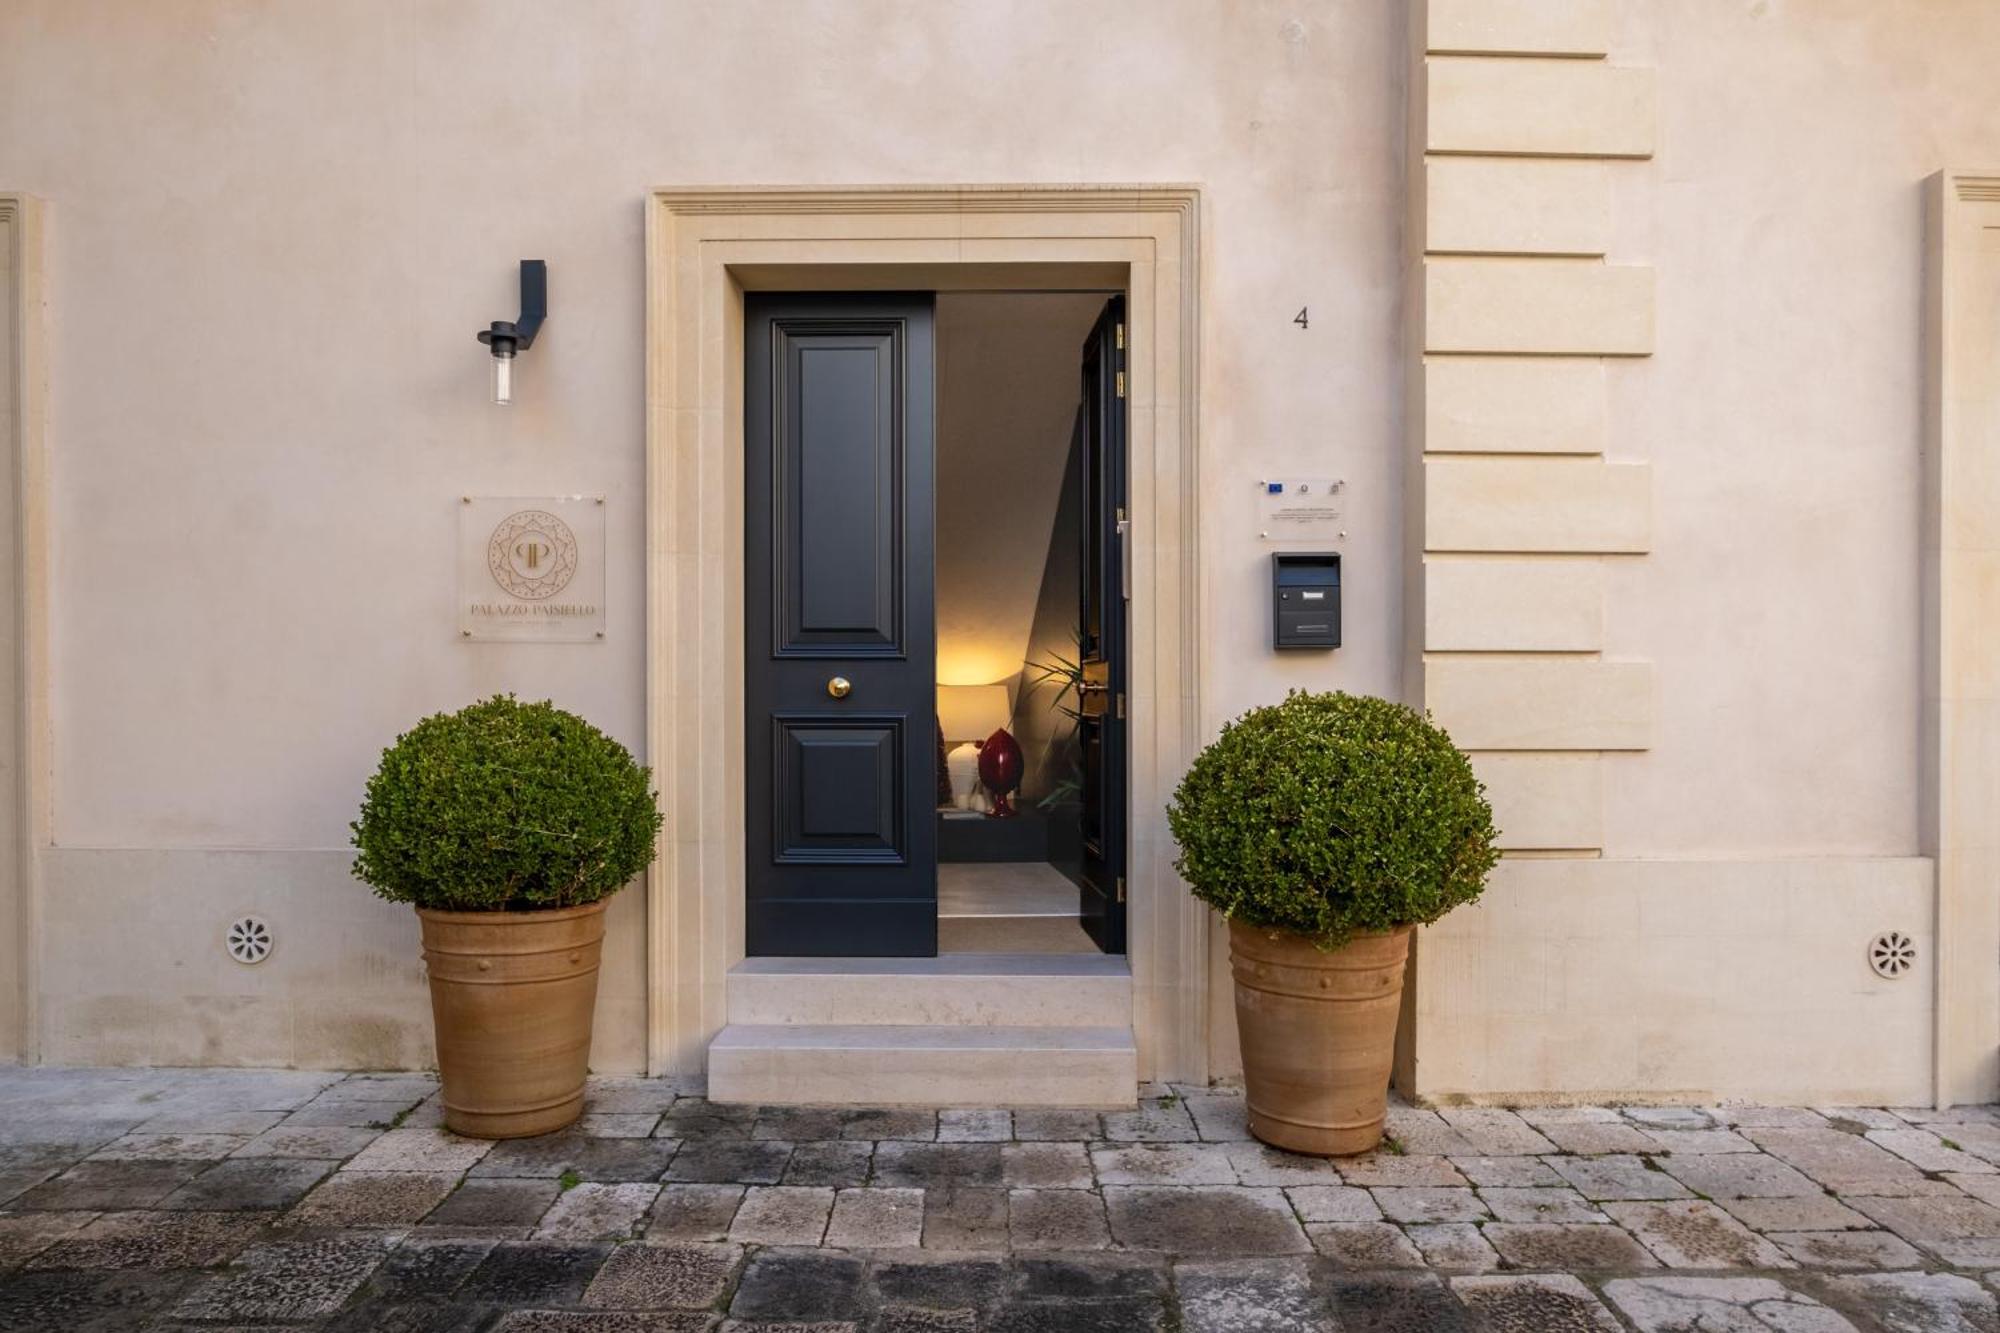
[
  {"x1": 350, "y1": 695, "x2": 663, "y2": 913},
  {"x1": 1167, "y1": 690, "x2": 1499, "y2": 950}
]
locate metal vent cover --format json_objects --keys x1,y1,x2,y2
[
  {"x1": 226, "y1": 917, "x2": 273, "y2": 965},
  {"x1": 1868, "y1": 930, "x2": 1916, "y2": 979}
]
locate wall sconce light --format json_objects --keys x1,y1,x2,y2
[{"x1": 476, "y1": 260, "x2": 547, "y2": 406}]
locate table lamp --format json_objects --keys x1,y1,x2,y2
[{"x1": 936, "y1": 683, "x2": 1010, "y2": 811}]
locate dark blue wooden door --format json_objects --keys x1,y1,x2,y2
[
  {"x1": 744, "y1": 294, "x2": 937, "y2": 956},
  {"x1": 1077, "y1": 297, "x2": 1128, "y2": 954}
]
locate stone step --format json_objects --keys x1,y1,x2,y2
[
  {"x1": 938, "y1": 914, "x2": 1100, "y2": 954},
  {"x1": 706, "y1": 1023, "x2": 1138, "y2": 1107},
  {"x1": 728, "y1": 953, "x2": 1131, "y2": 1028}
]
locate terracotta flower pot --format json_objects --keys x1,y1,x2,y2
[
  {"x1": 1229, "y1": 918, "x2": 1413, "y2": 1156},
  {"x1": 416, "y1": 900, "x2": 607, "y2": 1138}
]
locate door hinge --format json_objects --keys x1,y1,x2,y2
[
  {"x1": 1116, "y1": 692, "x2": 1125, "y2": 719},
  {"x1": 1115, "y1": 322, "x2": 1125, "y2": 350},
  {"x1": 1115, "y1": 876, "x2": 1126, "y2": 904},
  {"x1": 1115, "y1": 370, "x2": 1126, "y2": 399}
]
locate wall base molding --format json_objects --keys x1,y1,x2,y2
[
  {"x1": 1406, "y1": 856, "x2": 1935, "y2": 1107},
  {"x1": 28, "y1": 847, "x2": 649, "y2": 1073}
]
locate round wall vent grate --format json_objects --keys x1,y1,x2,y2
[
  {"x1": 1868, "y1": 930, "x2": 1916, "y2": 979},
  {"x1": 226, "y1": 917, "x2": 273, "y2": 965}
]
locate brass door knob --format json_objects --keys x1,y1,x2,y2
[{"x1": 827, "y1": 676, "x2": 852, "y2": 699}]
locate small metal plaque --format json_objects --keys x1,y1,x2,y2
[
  {"x1": 1257, "y1": 477, "x2": 1346, "y2": 541},
  {"x1": 459, "y1": 496, "x2": 605, "y2": 642}
]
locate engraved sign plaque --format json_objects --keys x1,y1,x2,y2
[
  {"x1": 1256, "y1": 477, "x2": 1347, "y2": 541},
  {"x1": 459, "y1": 496, "x2": 606, "y2": 642}
]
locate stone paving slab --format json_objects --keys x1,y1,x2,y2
[
  {"x1": 1449, "y1": 1152, "x2": 1567, "y2": 1187},
  {"x1": 1008, "y1": 1187, "x2": 1110, "y2": 1250},
  {"x1": 1306, "y1": 1219, "x2": 1427, "y2": 1267},
  {"x1": 1178, "y1": 1255, "x2": 1329, "y2": 1332},
  {"x1": 537, "y1": 1182, "x2": 663, "y2": 1242},
  {"x1": 1408, "y1": 1220, "x2": 1500, "y2": 1271},
  {"x1": 645, "y1": 1183, "x2": 745, "y2": 1243},
  {"x1": 1481, "y1": 1184, "x2": 1606, "y2": 1223},
  {"x1": 1849, "y1": 1192, "x2": 2000, "y2": 1267},
  {"x1": 1551, "y1": 1153, "x2": 1695, "y2": 1201},
  {"x1": 1000, "y1": 1142, "x2": 1091, "y2": 1190},
  {"x1": 0, "y1": 1206, "x2": 94, "y2": 1267},
  {"x1": 1601, "y1": 1199, "x2": 1795, "y2": 1269},
  {"x1": 826, "y1": 1187, "x2": 925, "y2": 1249},
  {"x1": 1770, "y1": 1228, "x2": 1924, "y2": 1269},
  {"x1": 11, "y1": 1069, "x2": 2000, "y2": 1329},
  {"x1": 1287, "y1": 1183, "x2": 1381, "y2": 1222},
  {"x1": 174, "y1": 1233, "x2": 403, "y2": 1322},
  {"x1": 728, "y1": 1185, "x2": 833, "y2": 1245},
  {"x1": 1815, "y1": 1270, "x2": 2000, "y2": 1330},
  {"x1": 1484, "y1": 1220, "x2": 1661, "y2": 1271},
  {"x1": 286, "y1": 1170, "x2": 461, "y2": 1229},
  {"x1": 1454, "y1": 1272, "x2": 1623, "y2": 1330},
  {"x1": 1602, "y1": 1275, "x2": 1860, "y2": 1331}
]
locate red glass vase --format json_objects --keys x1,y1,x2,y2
[{"x1": 977, "y1": 727, "x2": 1024, "y2": 818}]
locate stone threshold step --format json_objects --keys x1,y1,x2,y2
[
  {"x1": 939, "y1": 914, "x2": 1102, "y2": 954},
  {"x1": 732, "y1": 953, "x2": 1130, "y2": 977},
  {"x1": 707, "y1": 1023, "x2": 1138, "y2": 1108},
  {"x1": 728, "y1": 954, "x2": 1131, "y2": 1028}
]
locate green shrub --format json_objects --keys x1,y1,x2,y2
[
  {"x1": 1167, "y1": 690, "x2": 1498, "y2": 949},
  {"x1": 351, "y1": 695, "x2": 663, "y2": 912}
]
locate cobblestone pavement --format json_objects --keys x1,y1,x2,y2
[{"x1": 8, "y1": 1071, "x2": 2000, "y2": 1329}]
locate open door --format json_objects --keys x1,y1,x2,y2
[
  {"x1": 744, "y1": 293, "x2": 938, "y2": 957},
  {"x1": 1076, "y1": 297, "x2": 1128, "y2": 953}
]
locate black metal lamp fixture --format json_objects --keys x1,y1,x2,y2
[{"x1": 476, "y1": 260, "x2": 547, "y2": 406}]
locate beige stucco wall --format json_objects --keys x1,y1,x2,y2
[
  {"x1": 1603, "y1": 0, "x2": 2000, "y2": 857},
  {"x1": 1399, "y1": 0, "x2": 2000, "y2": 1107},
  {"x1": 0, "y1": 1, "x2": 1991, "y2": 1097},
  {"x1": 0, "y1": 0, "x2": 1406, "y2": 1072}
]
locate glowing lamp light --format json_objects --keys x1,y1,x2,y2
[{"x1": 936, "y1": 683, "x2": 1012, "y2": 812}]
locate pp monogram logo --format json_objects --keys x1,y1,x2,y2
[{"x1": 486, "y1": 509, "x2": 579, "y2": 601}]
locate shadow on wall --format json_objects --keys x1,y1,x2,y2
[{"x1": 1013, "y1": 409, "x2": 1087, "y2": 876}]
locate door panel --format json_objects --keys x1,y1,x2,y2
[
  {"x1": 772, "y1": 715, "x2": 904, "y2": 861},
  {"x1": 1077, "y1": 297, "x2": 1128, "y2": 953},
  {"x1": 780, "y1": 339, "x2": 903, "y2": 653},
  {"x1": 746, "y1": 294, "x2": 936, "y2": 957}
]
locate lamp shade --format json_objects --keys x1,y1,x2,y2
[{"x1": 937, "y1": 683, "x2": 1009, "y2": 742}]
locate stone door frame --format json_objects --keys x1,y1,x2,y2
[
  {"x1": 642, "y1": 185, "x2": 1208, "y2": 1084},
  {"x1": 0, "y1": 194, "x2": 48, "y2": 1064}
]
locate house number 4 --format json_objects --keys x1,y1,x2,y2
[{"x1": 1294, "y1": 307, "x2": 1309, "y2": 330}]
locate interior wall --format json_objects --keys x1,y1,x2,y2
[
  {"x1": 1016, "y1": 419, "x2": 1085, "y2": 807},
  {"x1": 935, "y1": 292, "x2": 1106, "y2": 691}
]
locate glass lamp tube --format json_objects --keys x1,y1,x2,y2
[{"x1": 491, "y1": 347, "x2": 515, "y2": 406}]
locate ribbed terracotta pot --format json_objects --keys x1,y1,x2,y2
[
  {"x1": 417, "y1": 900, "x2": 607, "y2": 1139},
  {"x1": 1229, "y1": 918, "x2": 1414, "y2": 1156}
]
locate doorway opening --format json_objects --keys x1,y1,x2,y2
[
  {"x1": 742, "y1": 288, "x2": 1128, "y2": 961},
  {"x1": 934, "y1": 292, "x2": 1127, "y2": 956}
]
